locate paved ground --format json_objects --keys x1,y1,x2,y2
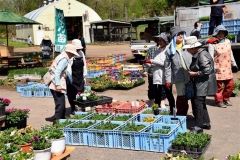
[{"x1": 1, "y1": 44, "x2": 240, "y2": 159}]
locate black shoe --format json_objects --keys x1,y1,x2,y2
[
  {"x1": 224, "y1": 100, "x2": 232, "y2": 106},
  {"x1": 202, "y1": 124, "x2": 211, "y2": 130},
  {"x1": 45, "y1": 116, "x2": 56, "y2": 122},
  {"x1": 190, "y1": 126, "x2": 203, "y2": 133}
]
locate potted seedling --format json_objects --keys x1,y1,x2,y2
[
  {"x1": 5, "y1": 108, "x2": 30, "y2": 129},
  {"x1": 152, "y1": 103, "x2": 159, "y2": 115},
  {"x1": 41, "y1": 127, "x2": 65, "y2": 156},
  {"x1": 31, "y1": 133, "x2": 51, "y2": 160}
]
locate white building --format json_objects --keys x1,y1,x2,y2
[{"x1": 16, "y1": 0, "x2": 102, "y2": 45}]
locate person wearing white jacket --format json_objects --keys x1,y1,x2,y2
[
  {"x1": 66, "y1": 39, "x2": 87, "y2": 115},
  {"x1": 145, "y1": 33, "x2": 171, "y2": 109}
]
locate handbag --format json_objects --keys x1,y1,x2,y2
[
  {"x1": 185, "y1": 80, "x2": 194, "y2": 100},
  {"x1": 43, "y1": 71, "x2": 52, "y2": 85}
]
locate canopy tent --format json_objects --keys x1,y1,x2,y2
[{"x1": 0, "y1": 10, "x2": 40, "y2": 46}]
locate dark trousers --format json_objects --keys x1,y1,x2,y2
[
  {"x1": 192, "y1": 96, "x2": 210, "y2": 127},
  {"x1": 164, "y1": 86, "x2": 175, "y2": 115},
  {"x1": 148, "y1": 76, "x2": 155, "y2": 100},
  {"x1": 50, "y1": 89, "x2": 65, "y2": 119},
  {"x1": 153, "y1": 84, "x2": 166, "y2": 107},
  {"x1": 176, "y1": 96, "x2": 189, "y2": 116},
  {"x1": 67, "y1": 81, "x2": 78, "y2": 113},
  {"x1": 208, "y1": 16, "x2": 223, "y2": 35}
]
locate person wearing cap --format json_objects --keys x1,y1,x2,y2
[
  {"x1": 184, "y1": 36, "x2": 216, "y2": 131},
  {"x1": 40, "y1": 35, "x2": 53, "y2": 59},
  {"x1": 165, "y1": 26, "x2": 192, "y2": 116},
  {"x1": 145, "y1": 33, "x2": 175, "y2": 111},
  {"x1": 45, "y1": 44, "x2": 79, "y2": 122},
  {"x1": 66, "y1": 39, "x2": 87, "y2": 115},
  {"x1": 208, "y1": 25, "x2": 238, "y2": 108}
]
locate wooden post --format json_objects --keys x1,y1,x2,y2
[{"x1": 6, "y1": 25, "x2": 9, "y2": 46}]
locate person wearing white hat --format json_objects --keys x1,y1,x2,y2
[
  {"x1": 45, "y1": 44, "x2": 79, "y2": 122},
  {"x1": 183, "y1": 36, "x2": 216, "y2": 131},
  {"x1": 66, "y1": 39, "x2": 87, "y2": 115}
]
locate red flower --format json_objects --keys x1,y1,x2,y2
[{"x1": 0, "y1": 97, "x2": 11, "y2": 107}]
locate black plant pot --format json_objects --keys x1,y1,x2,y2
[
  {"x1": 0, "y1": 106, "x2": 6, "y2": 117},
  {"x1": 153, "y1": 109, "x2": 159, "y2": 115},
  {"x1": 5, "y1": 117, "x2": 27, "y2": 129}
]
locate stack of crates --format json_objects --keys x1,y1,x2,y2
[
  {"x1": 63, "y1": 112, "x2": 187, "y2": 153},
  {"x1": 200, "y1": 19, "x2": 240, "y2": 40}
]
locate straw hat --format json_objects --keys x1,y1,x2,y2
[
  {"x1": 43, "y1": 35, "x2": 50, "y2": 40},
  {"x1": 64, "y1": 44, "x2": 78, "y2": 56},
  {"x1": 72, "y1": 39, "x2": 83, "y2": 49},
  {"x1": 182, "y1": 36, "x2": 202, "y2": 49}
]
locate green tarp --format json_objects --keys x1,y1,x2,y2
[{"x1": 0, "y1": 10, "x2": 39, "y2": 24}]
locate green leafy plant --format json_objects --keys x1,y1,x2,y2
[
  {"x1": 227, "y1": 34, "x2": 236, "y2": 41},
  {"x1": 112, "y1": 115, "x2": 132, "y2": 121},
  {"x1": 233, "y1": 80, "x2": 240, "y2": 96},
  {"x1": 70, "y1": 113, "x2": 89, "y2": 120},
  {"x1": 70, "y1": 121, "x2": 95, "y2": 128},
  {"x1": 0, "y1": 143, "x2": 20, "y2": 154},
  {"x1": 88, "y1": 114, "x2": 110, "y2": 120},
  {"x1": 5, "y1": 108, "x2": 30, "y2": 124},
  {"x1": 142, "y1": 109, "x2": 153, "y2": 114},
  {"x1": 94, "y1": 121, "x2": 120, "y2": 130},
  {"x1": 31, "y1": 134, "x2": 51, "y2": 150},
  {"x1": 7, "y1": 67, "x2": 48, "y2": 79},
  {"x1": 41, "y1": 127, "x2": 64, "y2": 140},
  {"x1": 120, "y1": 122, "x2": 146, "y2": 132},
  {"x1": 152, "y1": 103, "x2": 158, "y2": 110},
  {"x1": 227, "y1": 152, "x2": 240, "y2": 160},
  {"x1": 54, "y1": 120, "x2": 74, "y2": 128},
  {"x1": 199, "y1": 16, "x2": 210, "y2": 21}
]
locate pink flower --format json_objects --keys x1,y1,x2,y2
[{"x1": 0, "y1": 97, "x2": 11, "y2": 106}]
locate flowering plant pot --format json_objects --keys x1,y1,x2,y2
[
  {"x1": 5, "y1": 108, "x2": 30, "y2": 129},
  {"x1": 50, "y1": 137, "x2": 66, "y2": 156},
  {"x1": 20, "y1": 143, "x2": 32, "y2": 153},
  {"x1": 33, "y1": 147, "x2": 51, "y2": 160},
  {"x1": 0, "y1": 97, "x2": 11, "y2": 117}
]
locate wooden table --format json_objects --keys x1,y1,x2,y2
[{"x1": 51, "y1": 146, "x2": 75, "y2": 160}]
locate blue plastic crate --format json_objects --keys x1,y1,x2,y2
[
  {"x1": 155, "y1": 115, "x2": 187, "y2": 133},
  {"x1": 114, "y1": 122, "x2": 150, "y2": 150},
  {"x1": 88, "y1": 121, "x2": 124, "y2": 148},
  {"x1": 140, "y1": 123, "x2": 179, "y2": 153},
  {"x1": 33, "y1": 89, "x2": 45, "y2": 97},
  {"x1": 131, "y1": 114, "x2": 160, "y2": 123},
  {"x1": 21, "y1": 88, "x2": 33, "y2": 97},
  {"x1": 64, "y1": 120, "x2": 97, "y2": 145}
]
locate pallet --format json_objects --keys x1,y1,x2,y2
[{"x1": 51, "y1": 146, "x2": 75, "y2": 160}]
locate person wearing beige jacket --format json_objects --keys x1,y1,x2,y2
[{"x1": 45, "y1": 44, "x2": 79, "y2": 122}]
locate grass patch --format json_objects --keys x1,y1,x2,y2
[
  {"x1": 8, "y1": 67, "x2": 48, "y2": 78},
  {"x1": 0, "y1": 38, "x2": 29, "y2": 48}
]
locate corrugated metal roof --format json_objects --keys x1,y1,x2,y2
[
  {"x1": 24, "y1": 1, "x2": 59, "y2": 20},
  {"x1": 91, "y1": 19, "x2": 130, "y2": 25}
]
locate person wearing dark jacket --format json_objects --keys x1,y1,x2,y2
[
  {"x1": 208, "y1": 0, "x2": 225, "y2": 35},
  {"x1": 190, "y1": 21, "x2": 202, "y2": 39},
  {"x1": 183, "y1": 36, "x2": 217, "y2": 132},
  {"x1": 78, "y1": 34, "x2": 86, "y2": 56},
  {"x1": 66, "y1": 39, "x2": 87, "y2": 115}
]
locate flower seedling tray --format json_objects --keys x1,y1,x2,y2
[
  {"x1": 88, "y1": 121, "x2": 124, "y2": 148},
  {"x1": 63, "y1": 120, "x2": 97, "y2": 146},
  {"x1": 82, "y1": 113, "x2": 112, "y2": 121},
  {"x1": 74, "y1": 96, "x2": 113, "y2": 108},
  {"x1": 168, "y1": 139, "x2": 211, "y2": 159}
]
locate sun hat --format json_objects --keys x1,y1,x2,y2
[
  {"x1": 72, "y1": 39, "x2": 83, "y2": 49},
  {"x1": 43, "y1": 35, "x2": 50, "y2": 40},
  {"x1": 212, "y1": 25, "x2": 228, "y2": 37},
  {"x1": 182, "y1": 36, "x2": 203, "y2": 49},
  {"x1": 64, "y1": 44, "x2": 78, "y2": 56},
  {"x1": 154, "y1": 33, "x2": 169, "y2": 44}
]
